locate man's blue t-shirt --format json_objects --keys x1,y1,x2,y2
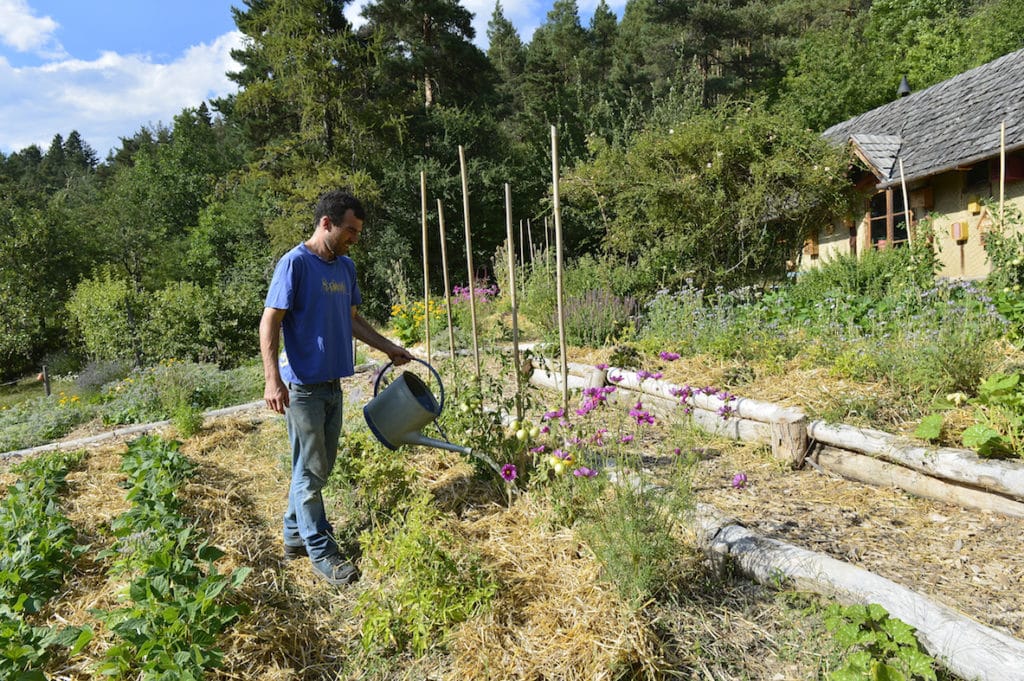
[{"x1": 264, "y1": 243, "x2": 362, "y2": 384}]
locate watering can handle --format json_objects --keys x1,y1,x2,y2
[{"x1": 371, "y1": 358, "x2": 445, "y2": 413}]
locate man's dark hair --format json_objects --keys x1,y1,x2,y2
[{"x1": 314, "y1": 189, "x2": 365, "y2": 226}]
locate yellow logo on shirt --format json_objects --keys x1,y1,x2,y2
[{"x1": 322, "y1": 278, "x2": 348, "y2": 294}]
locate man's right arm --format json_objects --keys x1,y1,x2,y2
[{"x1": 260, "y1": 307, "x2": 289, "y2": 414}]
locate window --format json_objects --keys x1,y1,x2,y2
[{"x1": 868, "y1": 188, "x2": 909, "y2": 249}]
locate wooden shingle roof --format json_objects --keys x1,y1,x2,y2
[{"x1": 822, "y1": 48, "x2": 1024, "y2": 187}]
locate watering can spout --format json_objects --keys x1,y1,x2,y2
[{"x1": 402, "y1": 431, "x2": 472, "y2": 456}]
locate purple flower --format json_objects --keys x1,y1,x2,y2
[
  {"x1": 540, "y1": 425, "x2": 550, "y2": 434},
  {"x1": 530, "y1": 445, "x2": 546, "y2": 453},
  {"x1": 650, "y1": 371, "x2": 663, "y2": 380},
  {"x1": 673, "y1": 447, "x2": 682, "y2": 456},
  {"x1": 609, "y1": 373, "x2": 623, "y2": 383},
  {"x1": 542, "y1": 408, "x2": 565, "y2": 421},
  {"x1": 659, "y1": 351, "x2": 680, "y2": 361},
  {"x1": 553, "y1": 449, "x2": 571, "y2": 460},
  {"x1": 573, "y1": 467, "x2": 598, "y2": 478},
  {"x1": 620, "y1": 434, "x2": 634, "y2": 444},
  {"x1": 595, "y1": 363, "x2": 609, "y2": 370},
  {"x1": 501, "y1": 464, "x2": 518, "y2": 482},
  {"x1": 636, "y1": 369, "x2": 652, "y2": 380},
  {"x1": 732, "y1": 472, "x2": 747, "y2": 489}
]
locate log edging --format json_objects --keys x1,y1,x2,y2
[{"x1": 691, "y1": 504, "x2": 1024, "y2": 681}]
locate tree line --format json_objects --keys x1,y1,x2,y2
[{"x1": 2, "y1": 0, "x2": 1022, "y2": 379}]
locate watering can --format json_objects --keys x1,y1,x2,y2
[{"x1": 363, "y1": 358, "x2": 473, "y2": 456}]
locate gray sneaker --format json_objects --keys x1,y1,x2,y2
[{"x1": 311, "y1": 554, "x2": 359, "y2": 585}]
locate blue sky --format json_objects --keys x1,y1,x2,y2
[{"x1": 0, "y1": 0, "x2": 624, "y2": 160}]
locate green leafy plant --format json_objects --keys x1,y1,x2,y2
[
  {"x1": 958, "y1": 372, "x2": 1024, "y2": 458},
  {"x1": 824, "y1": 603, "x2": 937, "y2": 681},
  {"x1": 95, "y1": 435, "x2": 250, "y2": 679},
  {"x1": 0, "y1": 451, "x2": 93, "y2": 678},
  {"x1": 356, "y1": 493, "x2": 497, "y2": 656}
]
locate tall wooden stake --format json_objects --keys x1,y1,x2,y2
[
  {"x1": 1000, "y1": 121, "x2": 1006, "y2": 225},
  {"x1": 505, "y1": 184, "x2": 523, "y2": 420},
  {"x1": 420, "y1": 170, "x2": 431, "y2": 364},
  {"x1": 459, "y1": 145, "x2": 481, "y2": 381},
  {"x1": 898, "y1": 158, "x2": 912, "y2": 247},
  {"x1": 551, "y1": 126, "x2": 569, "y2": 412},
  {"x1": 527, "y1": 218, "x2": 534, "y2": 265},
  {"x1": 544, "y1": 216, "x2": 551, "y2": 275},
  {"x1": 437, "y1": 200, "x2": 457, "y2": 367}
]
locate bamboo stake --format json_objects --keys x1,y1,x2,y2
[
  {"x1": 420, "y1": 170, "x2": 431, "y2": 364},
  {"x1": 436, "y1": 200, "x2": 457, "y2": 367},
  {"x1": 898, "y1": 158, "x2": 912, "y2": 247},
  {"x1": 527, "y1": 218, "x2": 534, "y2": 265},
  {"x1": 550, "y1": 126, "x2": 569, "y2": 412},
  {"x1": 504, "y1": 184, "x2": 523, "y2": 420},
  {"x1": 544, "y1": 217, "x2": 551, "y2": 275},
  {"x1": 519, "y1": 218, "x2": 525, "y2": 271},
  {"x1": 1000, "y1": 120, "x2": 1006, "y2": 225},
  {"x1": 458, "y1": 145, "x2": 481, "y2": 381}
]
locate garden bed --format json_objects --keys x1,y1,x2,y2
[{"x1": 3, "y1": 349, "x2": 1023, "y2": 679}]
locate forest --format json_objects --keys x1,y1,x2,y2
[{"x1": 3, "y1": 0, "x2": 1024, "y2": 380}]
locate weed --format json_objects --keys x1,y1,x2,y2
[{"x1": 823, "y1": 603, "x2": 938, "y2": 680}]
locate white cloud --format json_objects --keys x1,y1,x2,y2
[
  {"x1": 0, "y1": 31, "x2": 244, "y2": 157},
  {"x1": 0, "y1": 0, "x2": 61, "y2": 53}
]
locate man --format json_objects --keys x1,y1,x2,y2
[{"x1": 260, "y1": 189, "x2": 413, "y2": 585}]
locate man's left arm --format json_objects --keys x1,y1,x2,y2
[{"x1": 351, "y1": 306, "x2": 415, "y2": 365}]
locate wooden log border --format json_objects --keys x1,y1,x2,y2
[
  {"x1": 691, "y1": 504, "x2": 1024, "y2": 681},
  {"x1": 549, "y1": 365, "x2": 1024, "y2": 514}
]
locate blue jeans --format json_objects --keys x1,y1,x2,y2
[{"x1": 283, "y1": 380, "x2": 343, "y2": 561}]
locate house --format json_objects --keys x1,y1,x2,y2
[{"x1": 807, "y1": 47, "x2": 1024, "y2": 279}]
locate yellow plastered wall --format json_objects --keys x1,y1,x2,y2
[
  {"x1": 803, "y1": 170, "x2": 1024, "y2": 278},
  {"x1": 932, "y1": 170, "x2": 992, "y2": 279}
]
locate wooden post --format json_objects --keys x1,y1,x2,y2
[
  {"x1": 505, "y1": 184, "x2": 523, "y2": 420},
  {"x1": 771, "y1": 416, "x2": 808, "y2": 468},
  {"x1": 420, "y1": 170, "x2": 431, "y2": 364},
  {"x1": 1000, "y1": 121, "x2": 1006, "y2": 225},
  {"x1": 526, "y1": 218, "x2": 534, "y2": 265},
  {"x1": 898, "y1": 158, "x2": 912, "y2": 246},
  {"x1": 436, "y1": 200, "x2": 457, "y2": 368},
  {"x1": 551, "y1": 125, "x2": 569, "y2": 413},
  {"x1": 458, "y1": 145, "x2": 481, "y2": 381},
  {"x1": 544, "y1": 216, "x2": 551, "y2": 275},
  {"x1": 519, "y1": 218, "x2": 525, "y2": 271},
  {"x1": 42, "y1": 365, "x2": 51, "y2": 397}
]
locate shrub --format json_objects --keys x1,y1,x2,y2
[
  {"x1": 66, "y1": 272, "x2": 143, "y2": 364},
  {"x1": 562, "y1": 289, "x2": 637, "y2": 347},
  {"x1": 141, "y1": 281, "x2": 218, "y2": 363}
]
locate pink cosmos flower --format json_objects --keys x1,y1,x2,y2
[
  {"x1": 659, "y1": 351, "x2": 680, "y2": 361},
  {"x1": 501, "y1": 464, "x2": 518, "y2": 482},
  {"x1": 573, "y1": 467, "x2": 598, "y2": 478},
  {"x1": 732, "y1": 472, "x2": 747, "y2": 489}
]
